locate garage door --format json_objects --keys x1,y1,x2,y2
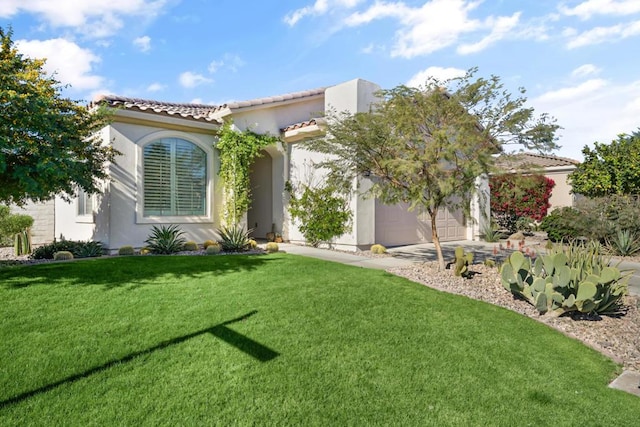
[{"x1": 374, "y1": 200, "x2": 466, "y2": 247}]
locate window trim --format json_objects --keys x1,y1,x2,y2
[
  {"x1": 135, "y1": 131, "x2": 214, "y2": 224},
  {"x1": 76, "y1": 188, "x2": 95, "y2": 223}
]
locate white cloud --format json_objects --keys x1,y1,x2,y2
[
  {"x1": 146, "y1": 82, "x2": 166, "y2": 92},
  {"x1": 571, "y1": 64, "x2": 600, "y2": 78},
  {"x1": 342, "y1": 0, "x2": 527, "y2": 58},
  {"x1": 208, "y1": 53, "x2": 245, "y2": 74},
  {"x1": 15, "y1": 38, "x2": 104, "y2": 91},
  {"x1": 533, "y1": 78, "x2": 640, "y2": 159},
  {"x1": 566, "y1": 19, "x2": 640, "y2": 48},
  {"x1": 406, "y1": 66, "x2": 466, "y2": 87},
  {"x1": 0, "y1": 0, "x2": 168, "y2": 38},
  {"x1": 559, "y1": 0, "x2": 640, "y2": 20},
  {"x1": 133, "y1": 35, "x2": 151, "y2": 52},
  {"x1": 178, "y1": 71, "x2": 213, "y2": 88},
  {"x1": 284, "y1": 0, "x2": 363, "y2": 26},
  {"x1": 457, "y1": 12, "x2": 521, "y2": 54}
]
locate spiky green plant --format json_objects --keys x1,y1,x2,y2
[
  {"x1": 144, "y1": 225, "x2": 186, "y2": 254},
  {"x1": 606, "y1": 229, "x2": 640, "y2": 257},
  {"x1": 74, "y1": 241, "x2": 105, "y2": 258},
  {"x1": 183, "y1": 241, "x2": 199, "y2": 251},
  {"x1": 480, "y1": 222, "x2": 503, "y2": 243},
  {"x1": 217, "y1": 225, "x2": 252, "y2": 252},
  {"x1": 14, "y1": 229, "x2": 31, "y2": 256}
]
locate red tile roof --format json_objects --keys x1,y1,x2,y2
[
  {"x1": 92, "y1": 87, "x2": 326, "y2": 123},
  {"x1": 497, "y1": 153, "x2": 579, "y2": 169},
  {"x1": 281, "y1": 119, "x2": 319, "y2": 132}
]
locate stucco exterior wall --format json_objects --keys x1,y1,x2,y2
[
  {"x1": 55, "y1": 122, "x2": 220, "y2": 249},
  {"x1": 287, "y1": 79, "x2": 380, "y2": 250},
  {"x1": 10, "y1": 200, "x2": 55, "y2": 245},
  {"x1": 545, "y1": 168, "x2": 575, "y2": 210}
]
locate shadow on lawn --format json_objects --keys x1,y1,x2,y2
[
  {"x1": 0, "y1": 253, "x2": 281, "y2": 289},
  {"x1": 0, "y1": 310, "x2": 279, "y2": 409}
]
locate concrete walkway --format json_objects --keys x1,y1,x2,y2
[{"x1": 279, "y1": 241, "x2": 640, "y2": 296}]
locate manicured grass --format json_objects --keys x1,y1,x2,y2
[{"x1": 1, "y1": 254, "x2": 638, "y2": 425}]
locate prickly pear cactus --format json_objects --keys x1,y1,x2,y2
[{"x1": 501, "y1": 249, "x2": 627, "y2": 315}]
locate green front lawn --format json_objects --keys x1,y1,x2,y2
[{"x1": 1, "y1": 254, "x2": 638, "y2": 425}]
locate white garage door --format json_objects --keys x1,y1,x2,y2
[{"x1": 374, "y1": 200, "x2": 466, "y2": 247}]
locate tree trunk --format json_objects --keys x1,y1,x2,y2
[{"x1": 430, "y1": 210, "x2": 446, "y2": 271}]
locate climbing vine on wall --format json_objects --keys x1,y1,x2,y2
[{"x1": 216, "y1": 122, "x2": 279, "y2": 225}]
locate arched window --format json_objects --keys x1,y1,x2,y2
[{"x1": 143, "y1": 138, "x2": 207, "y2": 216}]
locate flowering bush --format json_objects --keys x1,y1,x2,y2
[{"x1": 490, "y1": 174, "x2": 554, "y2": 233}]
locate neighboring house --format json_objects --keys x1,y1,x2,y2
[
  {"x1": 44, "y1": 78, "x2": 488, "y2": 250},
  {"x1": 496, "y1": 153, "x2": 580, "y2": 211}
]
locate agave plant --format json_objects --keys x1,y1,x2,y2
[
  {"x1": 74, "y1": 240, "x2": 105, "y2": 258},
  {"x1": 606, "y1": 229, "x2": 640, "y2": 257},
  {"x1": 480, "y1": 221, "x2": 503, "y2": 243},
  {"x1": 145, "y1": 224, "x2": 186, "y2": 254},
  {"x1": 217, "y1": 225, "x2": 252, "y2": 252}
]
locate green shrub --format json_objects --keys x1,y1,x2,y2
[
  {"x1": 206, "y1": 243, "x2": 221, "y2": 255},
  {"x1": 144, "y1": 225, "x2": 186, "y2": 254},
  {"x1": 217, "y1": 225, "x2": 251, "y2": 252},
  {"x1": 0, "y1": 205, "x2": 33, "y2": 243},
  {"x1": 31, "y1": 239, "x2": 103, "y2": 259},
  {"x1": 500, "y1": 241, "x2": 627, "y2": 315},
  {"x1": 265, "y1": 242, "x2": 279, "y2": 253},
  {"x1": 118, "y1": 246, "x2": 135, "y2": 256},
  {"x1": 183, "y1": 241, "x2": 199, "y2": 251},
  {"x1": 286, "y1": 182, "x2": 352, "y2": 247},
  {"x1": 53, "y1": 251, "x2": 74, "y2": 261},
  {"x1": 606, "y1": 229, "x2": 640, "y2": 256},
  {"x1": 370, "y1": 244, "x2": 387, "y2": 254},
  {"x1": 540, "y1": 208, "x2": 581, "y2": 242}
]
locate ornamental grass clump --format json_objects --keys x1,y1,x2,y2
[
  {"x1": 500, "y1": 241, "x2": 627, "y2": 316},
  {"x1": 144, "y1": 225, "x2": 186, "y2": 254}
]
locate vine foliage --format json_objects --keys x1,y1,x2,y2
[{"x1": 216, "y1": 122, "x2": 279, "y2": 225}]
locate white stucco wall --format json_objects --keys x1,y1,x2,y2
[
  {"x1": 55, "y1": 121, "x2": 220, "y2": 249},
  {"x1": 287, "y1": 79, "x2": 381, "y2": 250}
]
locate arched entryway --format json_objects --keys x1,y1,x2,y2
[{"x1": 248, "y1": 151, "x2": 273, "y2": 239}]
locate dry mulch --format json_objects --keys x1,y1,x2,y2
[{"x1": 387, "y1": 262, "x2": 640, "y2": 372}]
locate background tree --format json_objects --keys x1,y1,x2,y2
[
  {"x1": 304, "y1": 68, "x2": 559, "y2": 269},
  {"x1": 0, "y1": 27, "x2": 117, "y2": 206},
  {"x1": 569, "y1": 130, "x2": 640, "y2": 198}
]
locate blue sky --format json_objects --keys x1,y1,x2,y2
[{"x1": 2, "y1": 0, "x2": 640, "y2": 160}]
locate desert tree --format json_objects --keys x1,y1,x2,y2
[{"x1": 304, "y1": 68, "x2": 560, "y2": 269}]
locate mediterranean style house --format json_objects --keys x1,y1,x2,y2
[
  {"x1": 496, "y1": 153, "x2": 580, "y2": 211},
  {"x1": 21, "y1": 78, "x2": 489, "y2": 251}
]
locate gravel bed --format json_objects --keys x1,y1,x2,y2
[{"x1": 387, "y1": 262, "x2": 640, "y2": 372}]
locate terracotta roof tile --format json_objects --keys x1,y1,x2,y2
[
  {"x1": 282, "y1": 119, "x2": 319, "y2": 132},
  {"x1": 92, "y1": 95, "x2": 220, "y2": 122},
  {"x1": 497, "y1": 153, "x2": 579, "y2": 169},
  {"x1": 93, "y1": 87, "x2": 327, "y2": 122}
]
